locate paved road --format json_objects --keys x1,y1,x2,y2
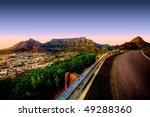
[{"x1": 85, "y1": 50, "x2": 150, "y2": 100}]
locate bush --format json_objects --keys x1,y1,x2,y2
[{"x1": 0, "y1": 53, "x2": 96, "y2": 99}]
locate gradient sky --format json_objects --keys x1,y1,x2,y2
[{"x1": 0, "y1": 0, "x2": 150, "y2": 49}]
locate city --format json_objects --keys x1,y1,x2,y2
[{"x1": 0, "y1": 52, "x2": 78, "y2": 79}]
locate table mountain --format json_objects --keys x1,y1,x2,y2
[{"x1": 0, "y1": 37, "x2": 107, "y2": 54}]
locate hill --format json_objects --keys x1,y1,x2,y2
[
  {"x1": 121, "y1": 36, "x2": 150, "y2": 50},
  {"x1": 0, "y1": 39, "x2": 43, "y2": 54},
  {"x1": 11, "y1": 38, "x2": 43, "y2": 52},
  {"x1": 0, "y1": 37, "x2": 107, "y2": 54}
]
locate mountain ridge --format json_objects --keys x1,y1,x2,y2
[
  {"x1": 0, "y1": 37, "x2": 107, "y2": 54},
  {"x1": 0, "y1": 36, "x2": 149, "y2": 54}
]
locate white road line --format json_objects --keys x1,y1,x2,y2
[{"x1": 141, "y1": 50, "x2": 150, "y2": 61}]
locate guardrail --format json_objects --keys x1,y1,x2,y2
[{"x1": 56, "y1": 50, "x2": 123, "y2": 100}]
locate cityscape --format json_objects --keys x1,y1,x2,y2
[
  {"x1": 0, "y1": 0, "x2": 150, "y2": 100},
  {"x1": 0, "y1": 51, "x2": 78, "y2": 79}
]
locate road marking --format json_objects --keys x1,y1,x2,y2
[{"x1": 141, "y1": 50, "x2": 150, "y2": 61}]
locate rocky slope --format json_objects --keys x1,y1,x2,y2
[
  {"x1": 0, "y1": 39, "x2": 43, "y2": 54},
  {"x1": 121, "y1": 36, "x2": 150, "y2": 49}
]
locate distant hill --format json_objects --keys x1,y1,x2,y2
[
  {"x1": 12, "y1": 38, "x2": 43, "y2": 52},
  {"x1": 42, "y1": 37, "x2": 106, "y2": 52},
  {"x1": 121, "y1": 36, "x2": 150, "y2": 50},
  {"x1": 0, "y1": 39, "x2": 43, "y2": 54},
  {"x1": 0, "y1": 37, "x2": 107, "y2": 54},
  {"x1": 94, "y1": 43, "x2": 110, "y2": 48},
  {"x1": 42, "y1": 37, "x2": 95, "y2": 49}
]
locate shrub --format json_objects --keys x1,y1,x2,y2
[{"x1": 0, "y1": 53, "x2": 96, "y2": 99}]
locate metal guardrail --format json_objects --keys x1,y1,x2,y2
[{"x1": 56, "y1": 50, "x2": 122, "y2": 100}]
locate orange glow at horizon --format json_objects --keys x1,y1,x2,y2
[{"x1": 0, "y1": 34, "x2": 150, "y2": 49}]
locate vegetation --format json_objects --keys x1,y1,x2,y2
[
  {"x1": 143, "y1": 46, "x2": 150, "y2": 52},
  {"x1": 0, "y1": 53, "x2": 96, "y2": 99},
  {"x1": 100, "y1": 45, "x2": 125, "y2": 53}
]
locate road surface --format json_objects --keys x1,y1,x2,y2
[{"x1": 85, "y1": 50, "x2": 150, "y2": 100}]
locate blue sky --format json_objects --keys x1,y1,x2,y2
[{"x1": 0, "y1": 0, "x2": 150, "y2": 49}]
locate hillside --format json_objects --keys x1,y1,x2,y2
[
  {"x1": 42, "y1": 37, "x2": 101, "y2": 52},
  {"x1": 0, "y1": 39, "x2": 43, "y2": 54},
  {"x1": 0, "y1": 37, "x2": 106, "y2": 54},
  {"x1": 121, "y1": 36, "x2": 150, "y2": 50},
  {"x1": 43, "y1": 37, "x2": 95, "y2": 48}
]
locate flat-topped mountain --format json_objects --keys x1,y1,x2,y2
[
  {"x1": 0, "y1": 37, "x2": 106, "y2": 54},
  {"x1": 42, "y1": 37, "x2": 96, "y2": 49}
]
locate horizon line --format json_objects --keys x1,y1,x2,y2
[{"x1": 0, "y1": 35, "x2": 149, "y2": 50}]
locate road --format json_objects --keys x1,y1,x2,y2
[{"x1": 85, "y1": 50, "x2": 150, "y2": 100}]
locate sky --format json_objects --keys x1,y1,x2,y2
[{"x1": 0, "y1": 0, "x2": 150, "y2": 49}]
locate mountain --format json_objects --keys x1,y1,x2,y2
[
  {"x1": 94, "y1": 43, "x2": 110, "y2": 48},
  {"x1": 0, "y1": 39, "x2": 43, "y2": 54},
  {"x1": 42, "y1": 37, "x2": 103, "y2": 52},
  {"x1": 130, "y1": 36, "x2": 145, "y2": 43},
  {"x1": 12, "y1": 38, "x2": 43, "y2": 52},
  {"x1": 43, "y1": 37, "x2": 94, "y2": 48},
  {"x1": 121, "y1": 36, "x2": 150, "y2": 49},
  {"x1": 0, "y1": 37, "x2": 107, "y2": 54}
]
